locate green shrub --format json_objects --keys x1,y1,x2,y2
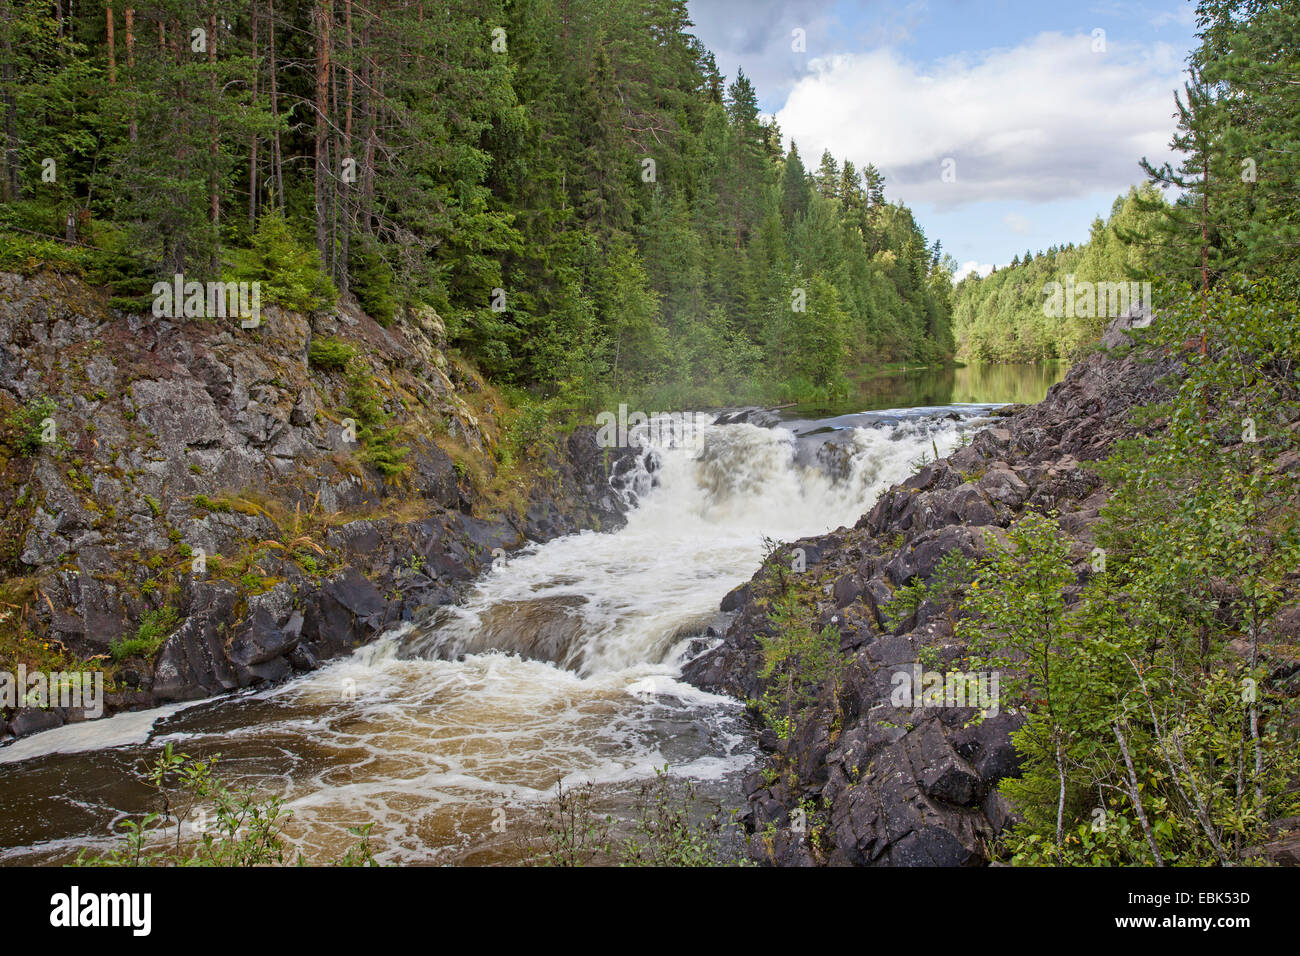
[
  {"x1": 341, "y1": 359, "x2": 409, "y2": 478},
  {"x1": 228, "y1": 213, "x2": 336, "y2": 314},
  {"x1": 73, "y1": 743, "x2": 376, "y2": 867},
  {"x1": 755, "y1": 593, "x2": 849, "y2": 740},
  {"x1": 110, "y1": 607, "x2": 178, "y2": 662},
  {"x1": 5, "y1": 396, "x2": 59, "y2": 457},
  {"x1": 349, "y1": 237, "x2": 398, "y2": 327},
  {"x1": 308, "y1": 336, "x2": 357, "y2": 371}
]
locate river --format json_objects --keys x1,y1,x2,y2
[{"x1": 0, "y1": 362, "x2": 1065, "y2": 865}]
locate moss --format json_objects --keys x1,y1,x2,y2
[{"x1": 193, "y1": 493, "x2": 229, "y2": 513}]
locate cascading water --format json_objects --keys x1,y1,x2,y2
[{"x1": 0, "y1": 406, "x2": 987, "y2": 865}]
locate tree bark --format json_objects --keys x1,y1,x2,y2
[
  {"x1": 208, "y1": 9, "x2": 219, "y2": 274},
  {"x1": 106, "y1": 6, "x2": 117, "y2": 84},
  {"x1": 313, "y1": 0, "x2": 334, "y2": 269},
  {"x1": 249, "y1": 0, "x2": 259, "y2": 229},
  {"x1": 124, "y1": 7, "x2": 136, "y2": 141},
  {"x1": 0, "y1": 0, "x2": 19, "y2": 201},
  {"x1": 268, "y1": 0, "x2": 283, "y2": 213},
  {"x1": 1113, "y1": 721, "x2": 1165, "y2": 865}
]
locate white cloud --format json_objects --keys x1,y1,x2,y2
[
  {"x1": 1002, "y1": 212, "x2": 1033, "y2": 234},
  {"x1": 954, "y1": 260, "x2": 996, "y2": 281},
  {"x1": 776, "y1": 31, "x2": 1186, "y2": 209},
  {"x1": 686, "y1": 0, "x2": 841, "y2": 106}
]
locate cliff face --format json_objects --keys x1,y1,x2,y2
[
  {"x1": 684, "y1": 311, "x2": 1179, "y2": 866},
  {"x1": 0, "y1": 270, "x2": 627, "y2": 740}
]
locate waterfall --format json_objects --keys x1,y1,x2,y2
[{"x1": 0, "y1": 405, "x2": 985, "y2": 865}]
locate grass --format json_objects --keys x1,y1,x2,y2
[{"x1": 110, "y1": 607, "x2": 178, "y2": 662}]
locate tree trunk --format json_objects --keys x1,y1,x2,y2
[
  {"x1": 208, "y1": 9, "x2": 219, "y2": 275},
  {"x1": 268, "y1": 0, "x2": 283, "y2": 214},
  {"x1": 360, "y1": 10, "x2": 376, "y2": 236},
  {"x1": 0, "y1": 0, "x2": 19, "y2": 201},
  {"x1": 124, "y1": 7, "x2": 136, "y2": 141},
  {"x1": 313, "y1": 0, "x2": 334, "y2": 270},
  {"x1": 1113, "y1": 721, "x2": 1165, "y2": 865},
  {"x1": 106, "y1": 6, "x2": 117, "y2": 84},
  {"x1": 339, "y1": 0, "x2": 353, "y2": 289},
  {"x1": 1054, "y1": 731, "x2": 1067, "y2": 856},
  {"x1": 248, "y1": 1, "x2": 258, "y2": 228}
]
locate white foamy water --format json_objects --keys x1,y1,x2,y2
[{"x1": 0, "y1": 409, "x2": 981, "y2": 865}]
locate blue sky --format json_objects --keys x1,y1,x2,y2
[{"x1": 685, "y1": 0, "x2": 1199, "y2": 277}]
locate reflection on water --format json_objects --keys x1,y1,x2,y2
[{"x1": 794, "y1": 362, "x2": 1067, "y2": 417}]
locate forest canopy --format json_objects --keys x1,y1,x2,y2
[{"x1": 0, "y1": 0, "x2": 955, "y2": 409}]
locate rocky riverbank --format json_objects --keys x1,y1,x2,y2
[
  {"x1": 684, "y1": 310, "x2": 1189, "y2": 865},
  {"x1": 0, "y1": 270, "x2": 632, "y2": 741}
]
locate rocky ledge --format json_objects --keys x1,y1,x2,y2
[
  {"x1": 684, "y1": 310, "x2": 1187, "y2": 865},
  {"x1": 0, "y1": 270, "x2": 634, "y2": 741}
]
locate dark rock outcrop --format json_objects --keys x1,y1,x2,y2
[
  {"x1": 684, "y1": 315, "x2": 1179, "y2": 866},
  {"x1": 0, "y1": 271, "x2": 630, "y2": 740}
]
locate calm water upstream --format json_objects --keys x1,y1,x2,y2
[{"x1": 0, "y1": 363, "x2": 1065, "y2": 865}]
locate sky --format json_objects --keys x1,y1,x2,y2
[{"x1": 684, "y1": 0, "x2": 1199, "y2": 279}]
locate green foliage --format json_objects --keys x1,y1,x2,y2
[
  {"x1": 755, "y1": 593, "x2": 849, "y2": 739},
  {"x1": 192, "y1": 494, "x2": 229, "y2": 513},
  {"x1": 618, "y1": 766, "x2": 743, "y2": 867},
  {"x1": 499, "y1": 392, "x2": 557, "y2": 466},
  {"x1": 110, "y1": 607, "x2": 179, "y2": 662},
  {"x1": 308, "y1": 336, "x2": 357, "y2": 372},
  {"x1": 885, "y1": 548, "x2": 976, "y2": 629},
  {"x1": 954, "y1": 282, "x2": 1300, "y2": 865},
  {"x1": 524, "y1": 768, "x2": 741, "y2": 867},
  {"x1": 73, "y1": 743, "x2": 376, "y2": 866},
  {"x1": 951, "y1": 186, "x2": 1165, "y2": 363},
  {"x1": 348, "y1": 238, "x2": 399, "y2": 327},
  {"x1": 4, "y1": 395, "x2": 58, "y2": 456},
  {"x1": 341, "y1": 359, "x2": 409, "y2": 478},
  {"x1": 0, "y1": 229, "x2": 95, "y2": 275},
  {"x1": 228, "y1": 214, "x2": 336, "y2": 314},
  {"x1": 0, "y1": 0, "x2": 959, "y2": 406},
  {"x1": 525, "y1": 780, "x2": 613, "y2": 868}
]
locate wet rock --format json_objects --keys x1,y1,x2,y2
[
  {"x1": 685, "y1": 310, "x2": 1178, "y2": 866},
  {"x1": 152, "y1": 584, "x2": 241, "y2": 702},
  {"x1": 714, "y1": 406, "x2": 782, "y2": 428},
  {"x1": 301, "y1": 567, "x2": 391, "y2": 659},
  {"x1": 6, "y1": 708, "x2": 66, "y2": 739}
]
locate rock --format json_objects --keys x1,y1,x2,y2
[
  {"x1": 714, "y1": 406, "x2": 782, "y2": 428},
  {"x1": 152, "y1": 584, "x2": 241, "y2": 702},
  {"x1": 6, "y1": 708, "x2": 65, "y2": 739},
  {"x1": 684, "y1": 309, "x2": 1179, "y2": 867}
]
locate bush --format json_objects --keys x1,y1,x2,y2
[
  {"x1": 0, "y1": 230, "x2": 94, "y2": 276},
  {"x1": 308, "y1": 336, "x2": 357, "y2": 371},
  {"x1": 755, "y1": 592, "x2": 848, "y2": 741},
  {"x1": 228, "y1": 213, "x2": 336, "y2": 314},
  {"x1": 349, "y1": 237, "x2": 399, "y2": 327},
  {"x1": 110, "y1": 607, "x2": 178, "y2": 662},
  {"x1": 342, "y1": 359, "x2": 409, "y2": 478},
  {"x1": 73, "y1": 743, "x2": 376, "y2": 867},
  {"x1": 523, "y1": 768, "x2": 742, "y2": 867},
  {"x1": 4, "y1": 396, "x2": 59, "y2": 457}
]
